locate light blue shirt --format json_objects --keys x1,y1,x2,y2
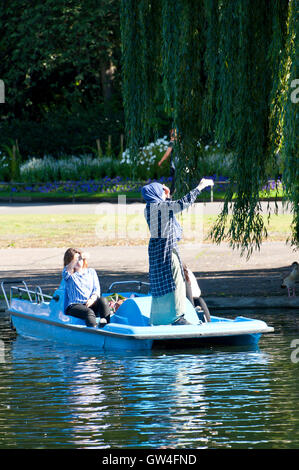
[{"x1": 63, "y1": 267, "x2": 101, "y2": 308}]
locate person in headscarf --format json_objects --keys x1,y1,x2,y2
[{"x1": 141, "y1": 178, "x2": 213, "y2": 325}]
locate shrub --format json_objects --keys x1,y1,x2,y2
[
  {"x1": 0, "y1": 140, "x2": 21, "y2": 181},
  {"x1": 0, "y1": 103, "x2": 124, "y2": 159},
  {"x1": 0, "y1": 152, "x2": 10, "y2": 181},
  {"x1": 18, "y1": 138, "x2": 233, "y2": 184},
  {"x1": 20, "y1": 155, "x2": 133, "y2": 183},
  {"x1": 121, "y1": 136, "x2": 170, "y2": 179}
]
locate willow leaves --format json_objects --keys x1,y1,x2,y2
[{"x1": 120, "y1": 0, "x2": 298, "y2": 255}]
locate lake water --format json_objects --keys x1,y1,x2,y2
[{"x1": 0, "y1": 309, "x2": 298, "y2": 449}]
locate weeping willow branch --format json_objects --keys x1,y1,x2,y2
[
  {"x1": 161, "y1": 0, "x2": 206, "y2": 194},
  {"x1": 202, "y1": 0, "x2": 219, "y2": 134},
  {"x1": 267, "y1": 0, "x2": 289, "y2": 166},
  {"x1": 214, "y1": 0, "x2": 239, "y2": 146},
  {"x1": 280, "y1": 0, "x2": 299, "y2": 248},
  {"x1": 120, "y1": 0, "x2": 297, "y2": 256},
  {"x1": 211, "y1": 0, "x2": 274, "y2": 257},
  {"x1": 120, "y1": 0, "x2": 160, "y2": 173}
]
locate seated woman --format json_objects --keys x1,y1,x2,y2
[{"x1": 62, "y1": 248, "x2": 110, "y2": 327}]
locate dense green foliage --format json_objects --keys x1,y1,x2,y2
[
  {"x1": 280, "y1": 0, "x2": 299, "y2": 248},
  {"x1": 120, "y1": 0, "x2": 298, "y2": 254},
  {"x1": 0, "y1": 1, "x2": 297, "y2": 253},
  {"x1": 0, "y1": 0, "x2": 124, "y2": 156}
]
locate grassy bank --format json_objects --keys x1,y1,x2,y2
[
  {"x1": 0, "y1": 189, "x2": 142, "y2": 201},
  {"x1": 0, "y1": 212, "x2": 292, "y2": 248}
]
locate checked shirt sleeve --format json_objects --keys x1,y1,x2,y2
[{"x1": 165, "y1": 187, "x2": 201, "y2": 214}]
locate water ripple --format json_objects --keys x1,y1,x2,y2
[{"x1": 0, "y1": 310, "x2": 298, "y2": 448}]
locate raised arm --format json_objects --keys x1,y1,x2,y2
[
  {"x1": 158, "y1": 146, "x2": 172, "y2": 166},
  {"x1": 165, "y1": 178, "x2": 214, "y2": 214},
  {"x1": 64, "y1": 252, "x2": 80, "y2": 276}
]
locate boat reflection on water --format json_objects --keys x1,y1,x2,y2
[
  {"x1": 57, "y1": 344, "x2": 271, "y2": 449},
  {"x1": 2, "y1": 309, "x2": 298, "y2": 449}
]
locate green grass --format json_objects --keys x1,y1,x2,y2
[
  {"x1": 0, "y1": 212, "x2": 292, "y2": 248},
  {"x1": 0, "y1": 189, "x2": 143, "y2": 200}
]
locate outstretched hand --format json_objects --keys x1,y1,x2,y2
[{"x1": 197, "y1": 178, "x2": 214, "y2": 191}]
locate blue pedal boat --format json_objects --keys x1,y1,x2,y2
[{"x1": 1, "y1": 279, "x2": 274, "y2": 351}]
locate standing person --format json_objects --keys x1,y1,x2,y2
[
  {"x1": 141, "y1": 178, "x2": 213, "y2": 326},
  {"x1": 62, "y1": 248, "x2": 110, "y2": 327},
  {"x1": 158, "y1": 129, "x2": 178, "y2": 195}
]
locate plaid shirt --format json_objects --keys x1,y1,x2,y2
[{"x1": 144, "y1": 188, "x2": 200, "y2": 297}]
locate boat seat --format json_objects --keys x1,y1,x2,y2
[
  {"x1": 49, "y1": 282, "x2": 199, "y2": 327},
  {"x1": 111, "y1": 295, "x2": 199, "y2": 326},
  {"x1": 111, "y1": 297, "x2": 151, "y2": 326}
]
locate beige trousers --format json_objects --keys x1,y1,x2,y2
[{"x1": 150, "y1": 250, "x2": 186, "y2": 326}]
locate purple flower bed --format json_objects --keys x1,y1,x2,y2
[
  {"x1": 1, "y1": 176, "x2": 283, "y2": 197},
  {"x1": 261, "y1": 179, "x2": 283, "y2": 192},
  {"x1": 1, "y1": 176, "x2": 173, "y2": 195}
]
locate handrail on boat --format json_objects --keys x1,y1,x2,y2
[
  {"x1": 1, "y1": 279, "x2": 30, "y2": 309},
  {"x1": 107, "y1": 280, "x2": 150, "y2": 293},
  {"x1": 12, "y1": 286, "x2": 52, "y2": 302},
  {"x1": 34, "y1": 285, "x2": 47, "y2": 304},
  {"x1": 1, "y1": 278, "x2": 150, "y2": 309},
  {"x1": 1, "y1": 279, "x2": 52, "y2": 309}
]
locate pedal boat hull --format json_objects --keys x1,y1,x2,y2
[{"x1": 7, "y1": 286, "x2": 274, "y2": 351}]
